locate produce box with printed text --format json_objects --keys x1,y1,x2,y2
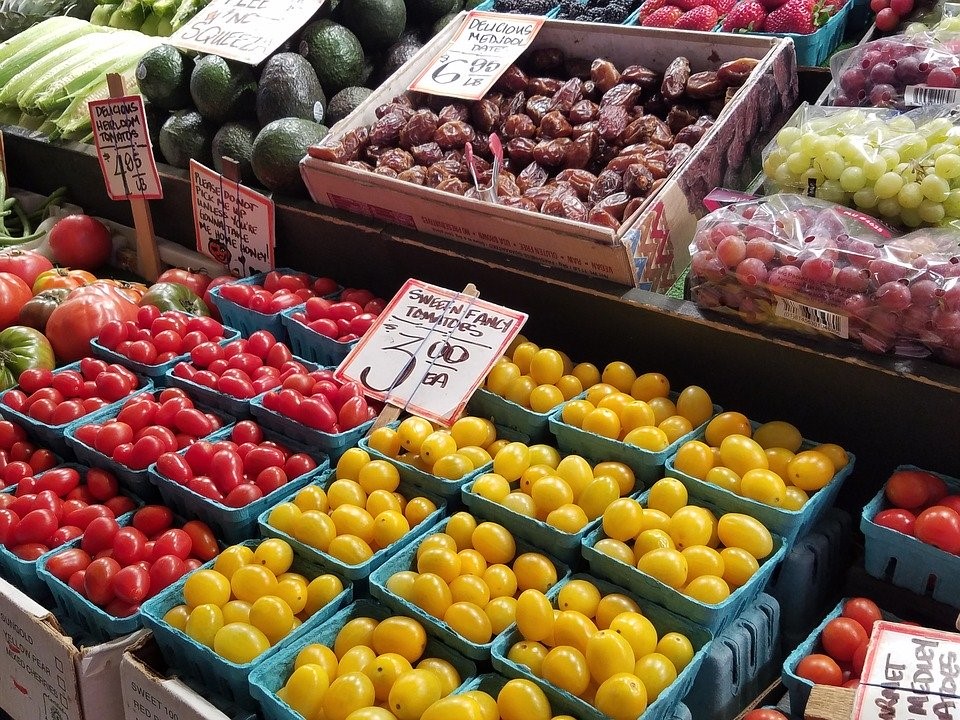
[{"x1": 301, "y1": 15, "x2": 798, "y2": 288}]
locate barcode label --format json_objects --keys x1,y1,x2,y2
[
  {"x1": 905, "y1": 85, "x2": 960, "y2": 106},
  {"x1": 774, "y1": 296, "x2": 849, "y2": 338}
]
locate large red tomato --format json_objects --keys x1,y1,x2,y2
[
  {"x1": 157, "y1": 268, "x2": 212, "y2": 297},
  {"x1": 0, "y1": 250, "x2": 53, "y2": 288},
  {"x1": 45, "y1": 287, "x2": 139, "y2": 362},
  {"x1": 48, "y1": 215, "x2": 113, "y2": 270},
  {"x1": 0, "y1": 272, "x2": 32, "y2": 328},
  {"x1": 203, "y1": 275, "x2": 236, "y2": 321}
]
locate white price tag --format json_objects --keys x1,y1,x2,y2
[
  {"x1": 336, "y1": 279, "x2": 527, "y2": 425},
  {"x1": 171, "y1": 0, "x2": 323, "y2": 65},
  {"x1": 409, "y1": 11, "x2": 544, "y2": 100},
  {"x1": 190, "y1": 159, "x2": 275, "y2": 277},
  {"x1": 88, "y1": 96, "x2": 162, "y2": 201},
  {"x1": 854, "y1": 622, "x2": 960, "y2": 720}
]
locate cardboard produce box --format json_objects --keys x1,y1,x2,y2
[
  {"x1": 301, "y1": 18, "x2": 798, "y2": 289},
  {"x1": 0, "y1": 579, "x2": 144, "y2": 720}
]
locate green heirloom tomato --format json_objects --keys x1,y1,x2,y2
[
  {"x1": 140, "y1": 282, "x2": 210, "y2": 316},
  {"x1": 0, "y1": 326, "x2": 55, "y2": 391}
]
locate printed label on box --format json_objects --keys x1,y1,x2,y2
[
  {"x1": 774, "y1": 296, "x2": 849, "y2": 338},
  {"x1": 336, "y1": 278, "x2": 527, "y2": 425},
  {"x1": 409, "y1": 12, "x2": 544, "y2": 100},
  {"x1": 190, "y1": 159, "x2": 275, "y2": 277},
  {"x1": 88, "y1": 95, "x2": 163, "y2": 201},
  {"x1": 171, "y1": 0, "x2": 323, "y2": 65}
]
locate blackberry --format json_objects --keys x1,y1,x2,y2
[{"x1": 494, "y1": 0, "x2": 553, "y2": 12}]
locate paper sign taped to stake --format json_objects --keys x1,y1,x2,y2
[
  {"x1": 190, "y1": 159, "x2": 275, "y2": 277},
  {"x1": 171, "y1": 0, "x2": 323, "y2": 65},
  {"x1": 853, "y1": 621, "x2": 960, "y2": 720},
  {"x1": 409, "y1": 11, "x2": 544, "y2": 100},
  {"x1": 336, "y1": 279, "x2": 527, "y2": 425},
  {"x1": 88, "y1": 96, "x2": 162, "y2": 201}
]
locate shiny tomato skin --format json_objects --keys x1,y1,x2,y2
[
  {"x1": 873, "y1": 509, "x2": 916, "y2": 535},
  {"x1": 187, "y1": 477, "x2": 223, "y2": 502},
  {"x1": 45, "y1": 547, "x2": 92, "y2": 582},
  {"x1": 148, "y1": 554, "x2": 187, "y2": 596},
  {"x1": 112, "y1": 563, "x2": 150, "y2": 605},
  {"x1": 0, "y1": 272, "x2": 32, "y2": 328},
  {"x1": 821, "y1": 617, "x2": 869, "y2": 663},
  {"x1": 84, "y1": 557, "x2": 121, "y2": 606},
  {"x1": 103, "y1": 495, "x2": 137, "y2": 517},
  {"x1": 795, "y1": 654, "x2": 843, "y2": 686},
  {"x1": 12, "y1": 542, "x2": 48, "y2": 560},
  {"x1": 0, "y1": 509, "x2": 19, "y2": 545},
  {"x1": 151, "y1": 529, "x2": 191, "y2": 561},
  {"x1": 181, "y1": 520, "x2": 218, "y2": 561},
  {"x1": 224, "y1": 483, "x2": 263, "y2": 507},
  {"x1": 14, "y1": 508, "x2": 57, "y2": 545},
  {"x1": 49, "y1": 525, "x2": 83, "y2": 547},
  {"x1": 885, "y1": 470, "x2": 935, "y2": 510},
  {"x1": 744, "y1": 712, "x2": 790, "y2": 720},
  {"x1": 132, "y1": 505, "x2": 174, "y2": 537},
  {"x1": 81, "y1": 516, "x2": 120, "y2": 555},
  {"x1": 112, "y1": 527, "x2": 148, "y2": 566},
  {"x1": 842, "y1": 598, "x2": 883, "y2": 635},
  {"x1": 915, "y1": 507, "x2": 960, "y2": 554},
  {"x1": 284, "y1": 454, "x2": 316, "y2": 479}
]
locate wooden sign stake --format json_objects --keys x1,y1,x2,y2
[
  {"x1": 106, "y1": 74, "x2": 162, "y2": 282},
  {"x1": 220, "y1": 156, "x2": 241, "y2": 184},
  {"x1": 805, "y1": 685, "x2": 855, "y2": 720},
  {"x1": 368, "y1": 282, "x2": 480, "y2": 433}
]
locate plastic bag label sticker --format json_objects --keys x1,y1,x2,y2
[
  {"x1": 774, "y1": 296, "x2": 849, "y2": 338},
  {"x1": 905, "y1": 85, "x2": 960, "y2": 106}
]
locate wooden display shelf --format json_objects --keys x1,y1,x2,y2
[{"x1": 4, "y1": 126, "x2": 960, "y2": 503}]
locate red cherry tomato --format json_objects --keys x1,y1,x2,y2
[
  {"x1": 14, "y1": 508, "x2": 58, "y2": 545},
  {"x1": 104, "y1": 495, "x2": 137, "y2": 517},
  {"x1": 181, "y1": 520, "x2": 218, "y2": 561},
  {"x1": 132, "y1": 505, "x2": 174, "y2": 537},
  {"x1": 84, "y1": 557, "x2": 121, "y2": 606},
  {"x1": 842, "y1": 598, "x2": 883, "y2": 635},
  {"x1": 0, "y1": 509, "x2": 19, "y2": 545},
  {"x1": 821, "y1": 617, "x2": 869, "y2": 663},
  {"x1": 224, "y1": 483, "x2": 263, "y2": 507},
  {"x1": 12, "y1": 543, "x2": 48, "y2": 560},
  {"x1": 873, "y1": 508, "x2": 916, "y2": 535},
  {"x1": 45, "y1": 547, "x2": 92, "y2": 582},
  {"x1": 255, "y1": 466, "x2": 288, "y2": 495},
  {"x1": 852, "y1": 641, "x2": 869, "y2": 676},
  {"x1": 244, "y1": 446, "x2": 285, "y2": 477},
  {"x1": 209, "y1": 450, "x2": 244, "y2": 491},
  {"x1": 28, "y1": 449, "x2": 58, "y2": 474},
  {"x1": 796, "y1": 654, "x2": 843, "y2": 686},
  {"x1": 174, "y1": 408, "x2": 213, "y2": 437},
  {"x1": 184, "y1": 442, "x2": 216, "y2": 475},
  {"x1": 284, "y1": 453, "x2": 317, "y2": 479},
  {"x1": 127, "y1": 435, "x2": 166, "y2": 470},
  {"x1": 885, "y1": 470, "x2": 938, "y2": 510},
  {"x1": 49, "y1": 525, "x2": 83, "y2": 547},
  {"x1": 299, "y1": 397, "x2": 338, "y2": 432},
  {"x1": 188, "y1": 477, "x2": 223, "y2": 502},
  {"x1": 81, "y1": 516, "x2": 121, "y2": 555},
  {"x1": 915, "y1": 506, "x2": 960, "y2": 553},
  {"x1": 151, "y1": 529, "x2": 192, "y2": 561},
  {"x1": 50, "y1": 371, "x2": 82, "y2": 398},
  {"x1": 64, "y1": 504, "x2": 112, "y2": 530},
  {"x1": 112, "y1": 527, "x2": 148, "y2": 565},
  {"x1": 246, "y1": 331, "x2": 276, "y2": 359},
  {"x1": 149, "y1": 554, "x2": 187, "y2": 596},
  {"x1": 338, "y1": 395, "x2": 372, "y2": 431},
  {"x1": 112, "y1": 563, "x2": 150, "y2": 605}
]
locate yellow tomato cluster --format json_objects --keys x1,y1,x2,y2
[
  {"x1": 473, "y1": 442, "x2": 635, "y2": 534},
  {"x1": 562, "y1": 377, "x2": 714, "y2": 452},
  {"x1": 672, "y1": 414, "x2": 849, "y2": 510},
  {"x1": 163, "y1": 539, "x2": 343, "y2": 664},
  {"x1": 368, "y1": 416, "x2": 507, "y2": 481},
  {"x1": 484, "y1": 339, "x2": 589, "y2": 413},
  {"x1": 507, "y1": 578, "x2": 695, "y2": 720},
  {"x1": 386, "y1": 514, "x2": 560, "y2": 645},
  {"x1": 595, "y1": 479, "x2": 776, "y2": 605},
  {"x1": 268, "y1": 449, "x2": 437, "y2": 566}
]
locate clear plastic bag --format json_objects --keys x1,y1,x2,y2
[{"x1": 688, "y1": 193, "x2": 960, "y2": 365}]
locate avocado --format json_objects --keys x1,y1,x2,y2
[
  {"x1": 251, "y1": 118, "x2": 329, "y2": 195},
  {"x1": 142, "y1": 101, "x2": 166, "y2": 150},
  {"x1": 407, "y1": 0, "x2": 458, "y2": 22},
  {"x1": 381, "y1": 37, "x2": 424, "y2": 80},
  {"x1": 431, "y1": 11, "x2": 461, "y2": 37},
  {"x1": 212, "y1": 122, "x2": 257, "y2": 183},
  {"x1": 136, "y1": 44, "x2": 190, "y2": 110},
  {"x1": 298, "y1": 20, "x2": 366, "y2": 96},
  {"x1": 334, "y1": 0, "x2": 406, "y2": 52},
  {"x1": 189, "y1": 54, "x2": 257, "y2": 125},
  {"x1": 158, "y1": 110, "x2": 212, "y2": 169},
  {"x1": 256, "y1": 53, "x2": 326, "y2": 127},
  {"x1": 326, "y1": 87, "x2": 372, "y2": 126}
]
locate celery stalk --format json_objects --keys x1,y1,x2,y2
[{"x1": 0, "y1": 20, "x2": 104, "y2": 87}]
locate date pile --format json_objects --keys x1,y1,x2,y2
[{"x1": 312, "y1": 49, "x2": 758, "y2": 230}]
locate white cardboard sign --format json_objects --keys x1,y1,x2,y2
[
  {"x1": 170, "y1": 0, "x2": 323, "y2": 65},
  {"x1": 190, "y1": 159, "x2": 275, "y2": 277},
  {"x1": 854, "y1": 621, "x2": 960, "y2": 720},
  {"x1": 335, "y1": 279, "x2": 527, "y2": 425},
  {"x1": 409, "y1": 11, "x2": 544, "y2": 100},
  {"x1": 88, "y1": 96, "x2": 163, "y2": 201}
]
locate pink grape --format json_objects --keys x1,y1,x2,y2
[
  {"x1": 800, "y1": 257, "x2": 835, "y2": 283},
  {"x1": 942, "y1": 282, "x2": 960, "y2": 311},
  {"x1": 868, "y1": 83, "x2": 897, "y2": 106},
  {"x1": 890, "y1": 0, "x2": 914, "y2": 15},
  {"x1": 843, "y1": 293, "x2": 872, "y2": 319},
  {"x1": 836, "y1": 266, "x2": 871, "y2": 292},
  {"x1": 901, "y1": 305, "x2": 932, "y2": 335},
  {"x1": 869, "y1": 258, "x2": 909, "y2": 285},
  {"x1": 845, "y1": 239, "x2": 881, "y2": 269},
  {"x1": 716, "y1": 236, "x2": 747, "y2": 268},
  {"x1": 720, "y1": 286, "x2": 745, "y2": 310},
  {"x1": 691, "y1": 251, "x2": 726, "y2": 282},
  {"x1": 869, "y1": 0, "x2": 888, "y2": 10},
  {"x1": 875, "y1": 8, "x2": 899, "y2": 32},
  {"x1": 767, "y1": 265, "x2": 803, "y2": 292},
  {"x1": 927, "y1": 67, "x2": 957, "y2": 88},
  {"x1": 840, "y1": 70, "x2": 867, "y2": 95},
  {"x1": 875, "y1": 281, "x2": 912, "y2": 312},
  {"x1": 870, "y1": 63, "x2": 897, "y2": 85},
  {"x1": 693, "y1": 285, "x2": 723, "y2": 309},
  {"x1": 745, "y1": 238, "x2": 777, "y2": 263},
  {"x1": 909, "y1": 278, "x2": 940, "y2": 307},
  {"x1": 735, "y1": 258, "x2": 769, "y2": 286}
]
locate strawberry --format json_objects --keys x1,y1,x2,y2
[
  {"x1": 642, "y1": 5, "x2": 684, "y2": 25},
  {"x1": 721, "y1": 0, "x2": 766, "y2": 29},
  {"x1": 710, "y1": 0, "x2": 738, "y2": 12},
  {"x1": 674, "y1": 0, "x2": 707, "y2": 11},
  {"x1": 759, "y1": 0, "x2": 790, "y2": 11},
  {"x1": 765, "y1": 0, "x2": 830, "y2": 32},
  {"x1": 637, "y1": 0, "x2": 669, "y2": 19},
  {"x1": 675, "y1": 4, "x2": 720, "y2": 28}
]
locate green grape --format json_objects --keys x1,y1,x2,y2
[
  {"x1": 786, "y1": 152, "x2": 810, "y2": 175},
  {"x1": 935, "y1": 153, "x2": 960, "y2": 180},
  {"x1": 864, "y1": 157, "x2": 888, "y2": 181},
  {"x1": 799, "y1": 133, "x2": 819, "y2": 157},
  {"x1": 764, "y1": 148, "x2": 789, "y2": 175},
  {"x1": 932, "y1": 145, "x2": 954, "y2": 160},
  {"x1": 817, "y1": 151, "x2": 846, "y2": 180},
  {"x1": 853, "y1": 188, "x2": 878, "y2": 209},
  {"x1": 945, "y1": 127, "x2": 960, "y2": 146},
  {"x1": 812, "y1": 135, "x2": 837, "y2": 156},
  {"x1": 777, "y1": 126, "x2": 802, "y2": 149},
  {"x1": 837, "y1": 136, "x2": 868, "y2": 163},
  {"x1": 918, "y1": 199, "x2": 945, "y2": 224},
  {"x1": 899, "y1": 135, "x2": 929, "y2": 161},
  {"x1": 818, "y1": 179, "x2": 846, "y2": 203},
  {"x1": 773, "y1": 164, "x2": 795, "y2": 187},
  {"x1": 840, "y1": 167, "x2": 867, "y2": 193},
  {"x1": 877, "y1": 198, "x2": 901, "y2": 217},
  {"x1": 801, "y1": 168, "x2": 827, "y2": 187},
  {"x1": 900, "y1": 208, "x2": 923, "y2": 227},
  {"x1": 897, "y1": 182, "x2": 923, "y2": 209},
  {"x1": 897, "y1": 163, "x2": 917, "y2": 184},
  {"x1": 789, "y1": 139, "x2": 806, "y2": 156},
  {"x1": 921, "y1": 174, "x2": 950, "y2": 203},
  {"x1": 890, "y1": 117, "x2": 917, "y2": 133},
  {"x1": 875, "y1": 172, "x2": 905, "y2": 199},
  {"x1": 880, "y1": 149, "x2": 901, "y2": 170},
  {"x1": 944, "y1": 190, "x2": 960, "y2": 216},
  {"x1": 920, "y1": 118, "x2": 953, "y2": 142}
]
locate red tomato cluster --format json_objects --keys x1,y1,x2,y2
[
  {"x1": 154, "y1": 420, "x2": 319, "y2": 507},
  {"x1": 0, "y1": 466, "x2": 135, "y2": 560},
  {"x1": 795, "y1": 598, "x2": 884, "y2": 688},
  {"x1": 45, "y1": 505, "x2": 218, "y2": 617},
  {"x1": 874, "y1": 469, "x2": 960, "y2": 554},
  {"x1": 2, "y1": 358, "x2": 141, "y2": 426},
  {"x1": 171, "y1": 331, "x2": 309, "y2": 400},
  {"x1": 0, "y1": 420, "x2": 59, "y2": 488},
  {"x1": 72, "y1": 388, "x2": 223, "y2": 470},
  {"x1": 217, "y1": 271, "x2": 339, "y2": 314},
  {"x1": 97, "y1": 307, "x2": 229, "y2": 366},
  {"x1": 260, "y1": 369, "x2": 377, "y2": 434},
  {"x1": 289, "y1": 289, "x2": 385, "y2": 343}
]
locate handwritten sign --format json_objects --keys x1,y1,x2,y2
[
  {"x1": 190, "y1": 159, "x2": 275, "y2": 277},
  {"x1": 88, "y1": 96, "x2": 162, "y2": 201},
  {"x1": 336, "y1": 279, "x2": 527, "y2": 425},
  {"x1": 171, "y1": 0, "x2": 323, "y2": 65},
  {"x1": 854, "y1": 622, "x2": 960, "y2": 720},
  {"x1": 409, "y1": 11, "x2": 544, "y2": 100}
]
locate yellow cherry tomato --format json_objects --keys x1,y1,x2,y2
[
  {"x1": 561, "y1": 399, "x2": 594, "y2": 428},
  {"x1": 483, "y1": 564, "x2": 518, "y2": 599},
  {"x1": 339, "y1": 645, "x2": 377, "y2": 675},
  {"x1": 609, "y1": 611, "x2": 658, "y2": 658},
  {"x1": 163, "y1": 604, "x2": 189, "y2": 631},
  {"x1": 528, "y1": 444, "x2": 562, "y2": 469},
  {"x1": 294, "y1": 510, "x2": 337, "y2": 552},
  {"x1": 601, "y1": 361, "x2": 636, "y2": 393},
  {"x1": 705, "y1": 412, "x2": 753, "y2": 446},
  {"x1": 371, "y1": 616, "x2": 427, "y2": 663},
  {"x1": 269, "y1": 502, "x2": 302, "y2": 534},
  {"x1": 183, "y1": 569, "x2": 231, "y2": 609},
  {"x1": 635, "y1": 529, "x2": 675, "y2": 556},
  {"x1": 363, "y1": 653, "x2": 412, "y2": 702},
  {"x1": 602, "y1": 497, "x2": 644, "y2": 541},
  {"x1": 631, "y1": 372, "x2": 670, "y2": 401},
  {"x1": 637, "y1": 548, "x2": 688, "y2": 589},
  {"x1": 185, "y1": 604, "x2": 223, "y2": 648},
  {"x1": 420, "y1": 431, "x2": 458, "y2": 466},
  {"x1": 411, "y1": 573, "x2": 453, "y2": 617},
  {"x1": 504, "y1": 375, "x2": 537, "y2": 407},
  {"x1": 249, "y1": 595, "x2": 294, "y2": 645},
  {"x1": 719, "y1": 434, "x2": 769, "y2": 476},
  {"x1": 649, "y1": 396, "x2": 678, "y2": 425},
  {"x1": 555, "y1": 455, "x2": 593, "y2": 497},
  {"x1": 684, "y1": 575, "x2": 731, "y2": 604},
  {"x1": 487, "y1": 361, "x2": 522, "y2": 396},
  {"x1": 657, "y1": 632, "x2": 695, "y2": 672},
  {"x1": 282, "y1": 664, "x2": 329, "y2": 719},
  {"x1": 472, "y1": 473, "x2": 510, "y2": 502},
  {"x1": 397, "y1": 417, "x2": 434, "y2": 453},
  {"x1": 511, "y1": 341, "x2": 540, "y2": 373},
  {"x1": 417, "y1": 657, "x2": 461, "y2": 697},
  {"x1": 572, "y1": 362, "x2": 601, "y2": 389},
  {"x1": 388, "y1": 669, "x2": 442, "y2": 720},
  {"x1": 444, "y1": 601, "x2": 493, "y2": 643},
  {"x1": 359, "y1": 460, "x2": 401, "y2": 494},
  {"x1": 552, "y1": 610, "x2": 598, "y2": 654},
  {"x1": 296, "y1": 643, "x2": 339, "y2": 678},
  {"x1": 295, "y1": 485, "x2": 328, "y2": 513},
  {"x1": 472, "y1": 522, "x2": 516, "y2": 564},
  {"x1": 367, "y1": 426, "x2": 402, "y2": 459},
  {"x1": 458, "y1": 548, "x2": 488, "y2": 576},
  {"x1": 675, "y1": 386, "x2": 713, "y2": 427},
  {"x1": 765, "y1": 448, "x2": 795, "y2": 481},
  {"x1": 493, "y1": 442, "x2": 531, "y2": 482},
  {"x1": 373, "y1": 510, "x2": 410, "y2": 549},
  {"x1": 327, "y1": 479, "x2": 367, "y2": 509},
  {"x1": 634, "y1": 653, "x2": 677, "y2": 701},
  {"x1": 230, "y1": 564, "x2": 278, "y2": 604},
  {"x1": 705, "y1": 466, "x2": 742, "y2": 494},
  {"x1": 813, "y1": 443, "x2": 849, "y2": 472},
  {"x1": 507, "y1": 640, "x2": 548, "y2": 674},
  {"x1": 497, "y1": 678, "x2": 552, "y2": 720},
  {"x1": 659, "y1": 415, "x2": 694, "y2": 443},
  {"x1": 557, "y1": 579, "x2": 601, "y2": 617},
  {"x1": 513, "y1": 552, "x2": 558, "y2": 593},
  {"x1": 324, "y1": 672, "x2": 376, "y2": 720},
  {"x1": 647, "y1": 478, "x2": 688, "y2": 517},
  {"x1": 529, "y1": 349, "x2": 565, "y2": 386},
  {"x1": 595, "y1": 673, "x2": 648, "y2": 720},
  {"x1": 305, "y1": 574, "x2": 344, "y2": 616},
  {"x1": 253, "y1": 538, "x2": 293, "y2": 576},
  {"x1": 582, "y1": 408, "x2": 621, "y2": 439},
  {"x1": 212, "y1": 622, "x2": 269, "y2": 664},
  {"x1": 451, "y1": 416, "x2": 497, "y2": 449},
  {"x1": 578, "y1": 476, "x2": 620, "y2": 520},
  {"x1": 334, "y1": 616, "x2": 379, "y2": 658},
  {"x1": 586, "y1": 629, "x2": 636, "y2": 684},
  {"x1": 753, "y1": 420, "x2": 803, "y2": 452},
  {"x1": 717, "y1": 514, "x2": 774, "y2": 560},
  {"x1": 783, "y1": 486, "x2": 810, "y2": 511},
  {"x1": 417, "y1": 547, "x2": 462, "y2": 583},
  {"x1": 741, "y1": 468, "x2": 788, "y2": 506},
  {"x1": 624, "y1": 426, "x2": 670, "y2": 451},
  {"x1": 542, "y1": 646, "x2": 590, "y2": 695},
  {"x1": 546, "y1": 504, "x2": 589, "y2": 533},
  {"x1": 386, "y1": 570, "x2": 417, "y2": 600},
  {"x1": 682, "y1": 545, "x2": 725, "y2": 579},
  {"x1": 720, "y1": 547, "x2": 760, "y2": 588},
  {"x1": 594, "y1": 593, "x2": 641, "y2": 630},
  {"x1": 516, "y1": 589, "x2": 555, "y2": 642},
  {"x1": 673, "y1": 441, "x2": 714, "y2": 479},
  {"x1": 640, "y1": 508, "x2": 672, "y2": 533},
  {"x1": 336, "y1": 447, "x2": 372, "y2": 481},
  {"x1": 450, "y1": 574, "x2": 491, "y2": 606},
  {"x1": 485, "y1": 596, "x2": 518, "y2": 634},
  {"x1": 420, "y1": 697, "x2": 481, "y2": 720},
  {"x1": 556, "y1": 374, "x2": 584, "y2": 400},
  {"x1": 502, "y1": 491, "x2": 537, "y2": 517},
  {"x1": 668, "y1": 506, "x2": 716, "y2": 550},
  {"x1": 404, "y1": 496, "x2": 438, "y2": 527},
  {"x1": 788, "y1": 450, "x2": 835, "y2": 491},
  {"x1": 458, "y1": 446, "x2": 492, "y2": 469}
]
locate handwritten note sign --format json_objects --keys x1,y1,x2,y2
[
  {"x1": 171, "y1": 0, "x2": 323, "y2": 65},
  {"x1": 190, "y1": 159, "x2": 275, "y2": 277},
  {"x1": 336, "y1": 279, "x2": 527, "y2": 425},
  {"x1": 854, "y1": 622, "x2": 960, "y2": 720},
  {"x1": 409, "y1": 11, "x2": 544, "y2": 100},
  {"x1": 88, "y1": 96, "x2": 162, "y2": 201}
]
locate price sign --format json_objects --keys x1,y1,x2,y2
[
  {"x1": 409, "y1": 11, "x2": 544, "y2": 100},
  {"x1": 853, "y1": 622, "x2": 960, "y2": 720},
  {"x1": 88, "y1": 96, "x2": 162, "y2": 201},
  {"x1": 336, "y1": 279, "x2": 527, "y2": 425},
  {"x1": 171, "y1": 0, "x2": 323, "y2": 65},
  {"x1": 190, "y1": 159, "x2": 275, "y2": 277}
]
